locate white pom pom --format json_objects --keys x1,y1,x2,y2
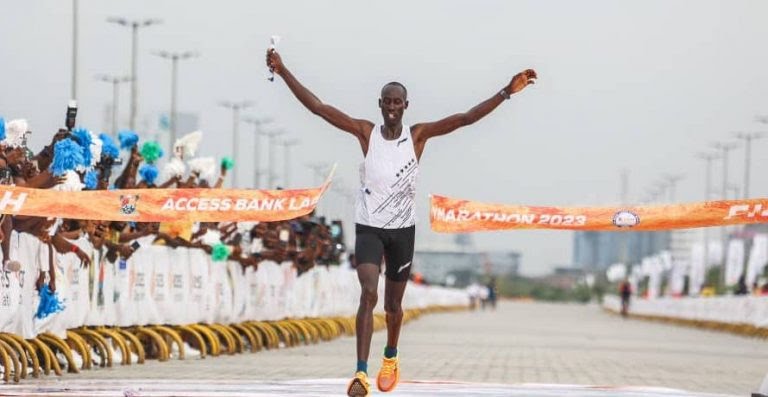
[
  {"x1": 89, "y1": 131, "x2": 102, "y2": 167},
  {"x1": 188, "y1": 157, "x2": 216, "y2": 181},
  {"x1": 53, "y1": 170, "x2": 84, "y2": 192},
  {"x1": 4, "y1": 119, "x2": 28, "y2": 148},
  {"x1": 173, "y1": 130, "x2": 203, "y2": 159},
  {"x1": 162, "y1": 157, "x2": 186, "y2": 179}
]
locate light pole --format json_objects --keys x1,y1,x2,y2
[
  {"x1": 696, "y1": 152, "x2": 720, "y2": 201},
  {"x1": 663, "y1": 174, "x2": 684, "y2": 202},
  {"x1": 71, "y1": 0, "x2": 79, "y2": 100},
  {"x1": 647, "y1": 180, "x2": 670, "y2": 255},
  {"x1": 661, "y1": 174, "x2": 683, "y2": 260},
  {"x1": 278, "y1": 138, "x2": 300, "y2": 188},
  {"x1": 651, "y1": 180, "x2": 669, "y2": 203},
  {"x1": 219, "y1": 101, "x2": 254, "y2": 188},
  {"x1": 696, "y1": 151, "x2": 720, "y2": 278},
  {"x1": 712, "y1": 142, "x2": 738, "y2": 200},
  {"x1": 619, "y1": 169, "x2": 629, "y2": 270},
  {"x1": 306, "y1": 162, "x2": 330, "y2": 214},
  {"x1": 95, "y1": 74, "x2": 132, "y2": 137},
  {"x1": 153, "y1": 50, "x2": 199, "y2": 145},
  {"x1": 305, "y1": 162, "x2": 330, "y2": 186},
  {"x1": 262, "y1": 129, "x2": 285, "y2": 189},
  {"x1": 712, "y1": 142, "x2": 738, "y2": 286},
  {"x1": 727, "y1": 183, "x2": 740, "y2": 199},
  {"x1": 243, "y1": 117, "x2": 273, "y2": 188},
  {"x1": 107, "y1": 17, "x2": 162, "y2": 130},
  {"x1": 734, "y1": 132, "x2": 764, "y2": 199}
]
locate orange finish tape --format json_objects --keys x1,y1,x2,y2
[{"x1": 430, "y1": 194, "x2": 768, "y2": 232}]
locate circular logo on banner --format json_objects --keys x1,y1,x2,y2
[
  {"x1": 119, "y1": 194, "x2": 140, "y2": 216},
  {"x1": 612, "y1": 210, "x2": 640, "y2": 228}
]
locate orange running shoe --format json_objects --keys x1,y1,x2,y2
[
  {"x1": 376, "y1": 355, "x2": 400, "y2": 392},
  {"x1": 347, "y1": 371, "x2": 370, "y2": 397}
]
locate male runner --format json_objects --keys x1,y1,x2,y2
[{"x1": 266, "y1": 49, "x2": 536, "y2": 396}]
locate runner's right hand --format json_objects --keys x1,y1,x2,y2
[{"x1": 266, "y1": 49, "x2": 284, "y2": 76}]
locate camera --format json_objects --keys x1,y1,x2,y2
[
  {"x1": 97, "y1": 153, "x2": 124, "y2": 180},
  {"x1": 21, "y1": 130, "x2": 33, "y2": 160},
  {"x1": 0, "y1": 168, "x2": 12, "y2": 185},
  {"x1": 65, "y1": 100, "x2": 77, "y2": 132}
]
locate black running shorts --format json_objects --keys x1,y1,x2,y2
[{"x1": 354, "y1": 223, "x2": 415, "y2": 282}]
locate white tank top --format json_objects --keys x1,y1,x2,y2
[{"x1": 355, "y1": 124, "x2": 419, "y2": 229}]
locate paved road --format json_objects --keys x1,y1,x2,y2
[{"x1": 16, "y1": 301, "x2": 768, "y2": 396}]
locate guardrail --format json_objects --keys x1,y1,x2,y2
[
  {"x1": 0, "y1": 231, "x2": 468, "y2": 382},
  {"x1": 603, "y1": 294, "x2": 768, "y2": 338}
]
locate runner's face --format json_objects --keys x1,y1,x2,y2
[{"x1": 379, "y1": 85, "x2": 408, "y2": 126}]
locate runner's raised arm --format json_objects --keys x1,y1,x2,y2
[
  {"x1": 266, "y1": 49, "x2": 374, "y2": 148},
  {"x1": 411, "y1": 69, "x2": 537, "y2": 157}
]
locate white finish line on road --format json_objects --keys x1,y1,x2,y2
[{"x1": 0, "y1": 379, "x2": 739, "y2": 397}]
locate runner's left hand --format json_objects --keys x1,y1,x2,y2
[{"x1": 508, "y1": 69, "x2": 537, "y2": 94}]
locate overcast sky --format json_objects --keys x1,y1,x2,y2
[{"x1": 2, "y1": 1, "x2": 768, "y2": 275}]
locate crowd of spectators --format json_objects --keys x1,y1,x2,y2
[{"x1": 0, "y1": 113, "x2": 348, "y2": 297}]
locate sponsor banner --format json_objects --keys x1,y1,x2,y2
[
  {"x1": 430, "y1": 194, "x2": 768, "y2": 232},
  {"x1": 0, "y1": 168, "x2": 335, "y2": 222}
]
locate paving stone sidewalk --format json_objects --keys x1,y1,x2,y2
[{"x1": 32, "y1": 301, "x2": 768, "y2": 395}]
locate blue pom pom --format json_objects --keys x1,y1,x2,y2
[
  {"x1": 0, "y1": 117, "x2": 5, "y2": 141},
  {"x1": 71, "y1": 127, "x2": 91, "y2": 146},
  {"x1": 71, "y1": 127, "x2": 93, "y2": 166},
  {"x1": 50, "y1": 139, "x2": 85, "y2": 176},
  {"x1": 84, "y1": 169, "x2": 99, "y2": 190},
  {"x1": 99, "y1": 133, "x2": 119, "y2": 159},
  {"x1": 118, "y1": 130, "x2": 139, "y2": 150},
  {"x1": 139, "y1": 164, "x2": 159, "y2": 185},
  {"x1": 35, "y1": 283, "x2": 65, "y2": 320}
]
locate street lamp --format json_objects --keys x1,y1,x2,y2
[
  {"x1": 696, "y1": 152, "x2": 720, "y2": 201},
  {"x1": 107, "y1": 16, "x2": 162, "y2": 130},
  {"x1": 278, "y1": 138, "x2": 300, "y2": 188},
  {"x1": 262, "y1": 129, "x2": 285, "y2": 189},
  {"x1": 152, "y1": 50, "x2": 199, "y2": 145},
  {"x1": 306, "y1": 161, "x2": 330, "y2": 214},
  {"x1": 662, "y1": 174, "x2": 684, "y2": 202},
  {"x1": 95, "y1": 74, "x2": 132, "y2": 137},
  {"x1": 734, "y1": 131, "x2": 764, "y2": 198},
  {"x1": 696, "y1": 151, "x2": 721, "y2": 283},
  {"x1": 711, "y1": 142, "x2": 738, "y2": 200},
  {"x1": 650, "y1": 180, "x2": 669, "y2": 204},
  {"x1": 243, "y1": 117, "x2": 273, "y2": 188},
  {"x1": 305, "y1": 162, "x2": 330, "y2": 186},
  {"x1": 71, "y1": 0, "x2": 79, "y2": 100},
  {"x1": 218, "y1": 100, "x2": 254, "y2": 188},
  {"x1": 711, "y1": 142, "x2": 738, "y2": 282}
]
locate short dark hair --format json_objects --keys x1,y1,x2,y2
[{"x1": 381, "y1": 81, "x2": 407, "y2": 99}]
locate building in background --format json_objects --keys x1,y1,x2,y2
[
  {"x1": 668, "y1": 229, "x2": 695, "y2": 268},
  {"x1": 414, "y1": 248, "x2": 520, "y2": 287},
  {"x1": 572, "y1": 231, "x2": 671, "y2": 271}
]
